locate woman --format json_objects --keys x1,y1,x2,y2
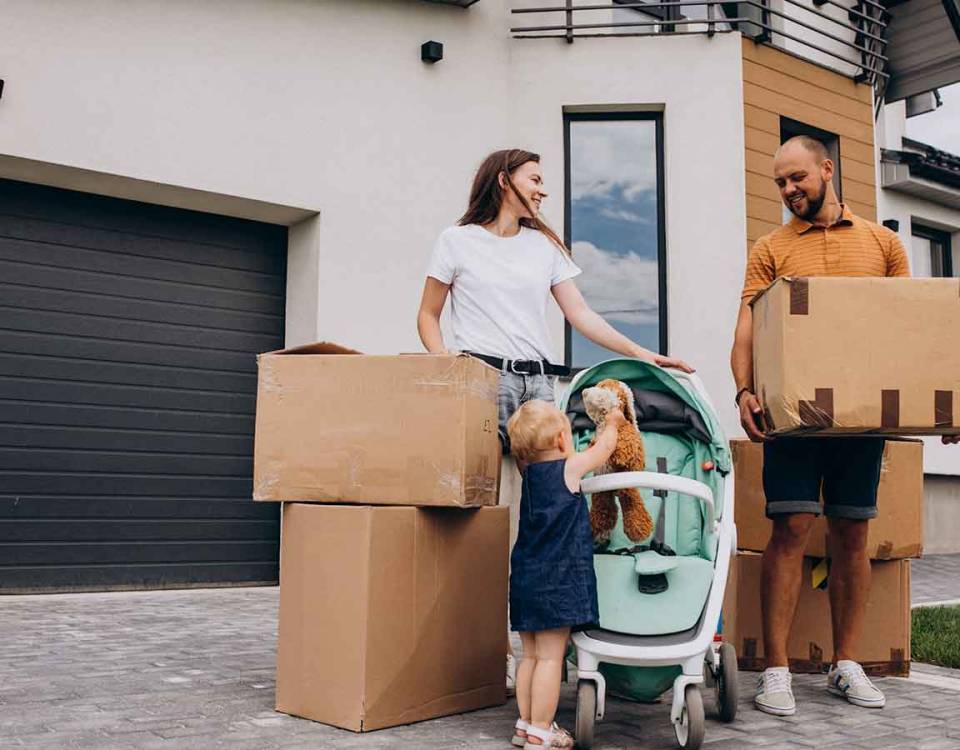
[
  {"x1": 417, "y1": 149, "x2": 694, "y2": 719},
  {"x1": 417, "y1": 148, "x2": 693, "y2": 454}
]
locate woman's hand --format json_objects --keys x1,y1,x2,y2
[{"x1": 650, "y1": 353, "x2": 695, "y2": 373}]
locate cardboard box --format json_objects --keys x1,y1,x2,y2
[
  {"x1": 254, "y1": 343, "x2": 501, "y2": 506},
  {"x1": 722, "y1": 552, "x2": 910, "y2": 677},
  {"x1": 276, "y1": 503, "x2": 509, "y2": 731},
  {"x1": 751, "y1": 277, "x2": 960, "y2": 436},
  {"x1": 731, "y1": 438, "x2": 924, "y2": 559}
]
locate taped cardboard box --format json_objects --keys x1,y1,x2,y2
[
  {"x1": 722, "y1": 551, "x2": 910, "y2": 677},
  {"x1": 254, "y1": 343, "x2": 500, "y2": 507},
  {"x1": 751, "y1": 277, "x2": 960, "y2": 436},
  {"x1": 731, "y1": 438, "x2": 923, "y2": 559},
  {"x1": 276, "y1": 503, "x2": 509, "y2": 731}
]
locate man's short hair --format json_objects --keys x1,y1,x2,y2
[{"x1": 781, "y1": 135, "x2": 830, "y2": 163}]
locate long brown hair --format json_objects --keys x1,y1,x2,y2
[{"x1": 458, "y1": 149, "x2": 570, "y2": 256}]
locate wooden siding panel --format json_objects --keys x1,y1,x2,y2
[
  {"x1": 741, "y1": 38, "x2": 873, "y2": 104},
  {"x1": 742, "y1": 60, "x2": 874, "y2": 123},
  {"x1": 741, "y1": 41, "x2": 878, "y2": 252},
  {"x1": 743, "y1": 83, "x2": 874, "y2": 145}
]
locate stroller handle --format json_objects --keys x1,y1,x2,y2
[{"x1": 580, "y1": 471, "x2": 717, "y2": 532}]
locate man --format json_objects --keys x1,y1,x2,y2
[{"x1": 731, "y1": 135, "x2": 959, "y2": 717}]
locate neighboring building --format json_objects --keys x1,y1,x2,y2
[
  {"x1": 877, "y1": 100, "x2": 960, "y2": 553},
  {"x1": 0, "y1": 0, "x2": 956, "y2": 590}
]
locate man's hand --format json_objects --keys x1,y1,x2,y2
[
  {"x1": 652, "y1": 354, "x2": 695, "y2": 373},
  {"x1": 943, "y1": 435, "x2": 960, "y2": 445},
  {"x1": 739, "y1": 391, "x2": 770, "y2": 442}
]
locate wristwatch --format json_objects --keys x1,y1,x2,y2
[{"x1": 735, "y1": 387, "x2": 752, "y2": 407}]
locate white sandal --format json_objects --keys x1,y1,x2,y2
[
  {"x1": 511, "y1": 718, "x2": 529, "y2": 747},
  {"x1": 523, "y1": 722, "x2": 575, "y2": 750}
]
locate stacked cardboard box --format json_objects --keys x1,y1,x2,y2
[
  {"x1": 751, "y1": 277, "x2": 960, "y2": 437},
  {"x1": 254, "y1": 343, "x2": 508, "y2": 731},
  {"x1": 723, "y1": 438, "x2": 922, "y2": 678},
  {"x1": 728, "y1": 276, "x2": 949, "y2": 677}
]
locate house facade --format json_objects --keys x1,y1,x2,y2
[{"x1": 0, "y1": 0, "x2": 957, "y2": 590}]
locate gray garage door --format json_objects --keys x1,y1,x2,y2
[{"x1": 0, "y1": 179, "x2": 286, "y2": 591}]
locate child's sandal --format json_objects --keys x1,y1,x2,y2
[
  {"x1": 511, "y1": 718, "x2": 529, "y2": 747},
  {"x1": 523, "y1": 722, "x2": 575, "y2": 750}
]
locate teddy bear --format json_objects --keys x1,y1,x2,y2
[{"x1": 581, "y1": 378, "x2": 654, "y2": 544}]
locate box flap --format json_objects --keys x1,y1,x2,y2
[
  {"x1": 261, "y1": 341, "x2": 363, "y2": 357},
  {"x1": 748, "y1": 276, "x2": 795, "y2": 308}
]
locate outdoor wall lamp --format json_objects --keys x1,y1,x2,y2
[{"x1": 421, "y1": 41, "x2": 443, "y2": 64}]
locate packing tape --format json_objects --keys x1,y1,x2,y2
[
  {"x1": 881, "y1": 389, "x2": 900, "y2": 429},
  {"x1": 790, "y1": 278, "x2": 809, "y2": 315},
  {"x1": 258, "y1": 356, "x2": 283, "y2": 396},
  {"x1": 935, "y1": 390, "x2": 954, "y2": 428},
  {"x1": 413, "y1": 358, "x2": 499, "y2": 402},
  {"x1": 798, "y1": 388, "x2": 834, "y2": 428}
]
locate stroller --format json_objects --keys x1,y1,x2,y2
[{"x1": 556, "y1": 358, "x2": 738, "y2": 750}]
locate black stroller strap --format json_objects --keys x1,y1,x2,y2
[
  {"x1": 594, "y1": 539, "x2": 676, "y2": 557},
  {"x1": 593, "y1": 539, "x2": 677, "y2": 595}
]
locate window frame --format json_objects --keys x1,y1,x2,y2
[
  {"x1": 911, "y1": 221, "x2": 954, "y2": 277},
  {"x1": 562, "y1": 111, "x2": 668, "y2": 370}
]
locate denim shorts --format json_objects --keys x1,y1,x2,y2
[
  {"x1": 497, "y1": 372, "x2": 556, "y2": 455},
  {"x1": 762, "y1": 437, "x2": 885, "y2": 520}
]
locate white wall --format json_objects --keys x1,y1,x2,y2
[
  {"x1": 0, "y1": 1, "x2": 747, "y2": 439},
  {"x1": 0, "y1": 0, "x2": 513, "y2": 350},
  {"x1": 508, "y1": 32, "x2": 747, "y2": 438}
]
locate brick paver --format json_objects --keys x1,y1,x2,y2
[
  {"x1": 2, "y1": 586, "x2": 960, "y2": 749},
  {"x1": 911, "y1": 554, "x2": 960, "y2": 605}
]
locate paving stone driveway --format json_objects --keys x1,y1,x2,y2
[{"x1": 3, "y1": 574, "x2": 960, "y2": 750}]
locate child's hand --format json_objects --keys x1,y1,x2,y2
[{"x1": 605, "y1": 410, "x2": 627, "y2": 429}]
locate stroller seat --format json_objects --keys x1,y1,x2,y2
[
  {"x1": 558, "y1": 360, "x2": 737, "y2": 748},
  {"x1": 595, "y1": 554, "x2": 714, "y2": 636}
]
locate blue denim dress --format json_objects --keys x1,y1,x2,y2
[{"x1": 509, "y1": 459, "x2": 599, "y2": 633}]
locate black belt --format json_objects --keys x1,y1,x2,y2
[{"x1": 466, "y1": 352, "x2": 570, "y2": 377}]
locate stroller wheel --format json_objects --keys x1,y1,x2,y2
[
  {"x1": 715, "y1": 642, "x2": 739, "y2": 723},
  {"x1": 575, "y1": 680, "x2": 597, "y2": 749},
  {"x1": 673, "y1": 684, "x2": 704, "y2": 750}
]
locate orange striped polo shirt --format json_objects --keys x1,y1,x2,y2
[{"x1": 741, "y1": 204, "x2": 910, "y2": 301}]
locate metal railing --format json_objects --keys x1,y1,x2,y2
[{"x1": 511, "y1": 1, "x2": 888, "y2": 96}]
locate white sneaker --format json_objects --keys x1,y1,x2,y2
[
  {"x1": 827, "y1": 660, "x2": 886, "y2": 708},
  {"x1": 754, "y1": 667, "x2": 796, "y2": 716},
  {"x1": 506, "y1": 653, "x2": 517, "y2": 698}
]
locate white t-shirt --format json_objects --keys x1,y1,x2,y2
[{"x1": 426, "y1": 224, "x2": 581, "y2": 361}]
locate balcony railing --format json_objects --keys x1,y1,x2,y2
[{"x1": 511, "y1": 1, "x2": 888, "y2": 98}]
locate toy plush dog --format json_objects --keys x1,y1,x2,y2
[{"x1": 582, "y1": 379, "x2": 654, "y2": 544}]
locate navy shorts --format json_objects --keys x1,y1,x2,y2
[{"x1": 762, "y1": 438, "x2": 885, "y2": 520}]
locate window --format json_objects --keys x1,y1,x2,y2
[
  {"x1": 564, "y1": 112, "x2": 666, "y2": 369},
  {"x1": 911, "y1": 223, "x2": 954, "y2": 277},
  {"x1": 779, "y1": 118, "x2": 841, "y2": 222}
]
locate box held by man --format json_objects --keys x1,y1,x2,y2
[{"x1": 751, "y1": 277, "x2": 960, "y2": 436}]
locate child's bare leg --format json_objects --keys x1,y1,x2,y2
[
  {"x1": 529, "y1": 628, "x2": 571, "y2": 731},
  {"x1": 517, "y1": 631, "x2": 537, "y2": 722}
]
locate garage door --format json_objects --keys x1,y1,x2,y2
[{"x1": 0, "y1": 179, "x2": 286, "y2": 591}]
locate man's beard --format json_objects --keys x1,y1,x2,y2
[{"x1": 789, "y1": 179, "x2": 828, "y2": 220}]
